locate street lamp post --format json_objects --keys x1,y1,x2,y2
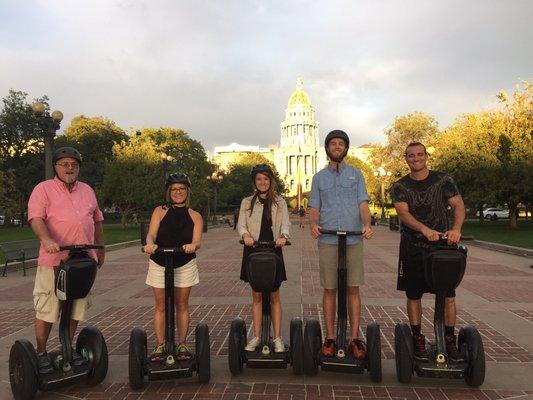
[
  {"x1": 32, "y1": 102, "x2": 63, "y2": 180},
  {"x1": 207, "y1": 172, "x2": 223, "y2": 222},
  {"x1": 160, "y1": 152, "x2": 173, "y2": 179},
  {"x1": 374, "y1": 166, "x2": 392, "y2": 221}
]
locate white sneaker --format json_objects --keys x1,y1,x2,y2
[
  {"x1": 245, "y1": 336, "x2": 260, "y2": 351},
  {"x1": 273, "y1": 337, "x2": 285, "y2": 353}
]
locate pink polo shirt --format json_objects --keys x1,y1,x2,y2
[{"x1": 27, "y1": 177, "x2": 104, "y2": 268}]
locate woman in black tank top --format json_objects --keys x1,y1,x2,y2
[{"x1": 143, "y1": 173, "x2": 203, "y2": 362}]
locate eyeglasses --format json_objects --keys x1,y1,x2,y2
[
  {"x1": 170, "y1": 188, "x2": 188, "y2": 193},
  {"x1": 55, "y1": 162, "x2": 80, "y2": 169}
]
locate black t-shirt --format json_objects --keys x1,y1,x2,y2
[
  {"x1": 391, "y1": 170, "x2": 460, "y2": 235},
  {"x1": 258, "y1": 197, "x2": 274, "y2": 241}
]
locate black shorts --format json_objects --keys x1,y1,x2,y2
[{"x1": 397, "y1": 235, "x2": 456, "y2": 300}]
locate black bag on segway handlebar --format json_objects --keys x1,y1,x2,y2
[
  {"x1": 55, "y1": 250, "x2": 98, "y2": 301},
  {"x1": 423, "y1": 244, "x2": 467, "y2": 292},
  {"x1": 246, "y1": 251, "x2": 281, "y2": 293}
]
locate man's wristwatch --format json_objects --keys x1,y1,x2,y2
[{"x1": 280, "y1": 233, "x2": 289, "y2": 239}]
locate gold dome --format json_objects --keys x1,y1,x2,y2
[{"x1": 287, "y1": 77, "x2": 311, "y2": 108}]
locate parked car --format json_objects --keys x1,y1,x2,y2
[{"x1": 478, "y1": 208, "x2": 510, "y2": 220}]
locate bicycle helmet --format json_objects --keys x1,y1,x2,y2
[
  {"x1": 53, "y1": 147, "x2": 82, "y2": 165},
  {"x1": 251, "y1": 164, "x2": 274, "y2": 181},
  {"x1": 165, "y1": 172, "x2": 191, "y2": 189},
  {"x1": 324, "y1": 129, "x2": 349, "y2": 161}
]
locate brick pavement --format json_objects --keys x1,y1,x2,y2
[{"x1": 0, "y1": 221, "x2": 532, "y2": 399}]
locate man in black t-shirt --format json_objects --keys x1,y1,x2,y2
[{"x1": 391, "y1": 142, "x2": 466, "y2": 361}]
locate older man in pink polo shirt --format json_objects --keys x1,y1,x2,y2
[{"x1": 27, "y1": 147, "x2": 105, "y2": 374}]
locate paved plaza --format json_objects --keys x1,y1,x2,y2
[{"x1": 0, "y1": 221, "x2": 532, "y2": 399}]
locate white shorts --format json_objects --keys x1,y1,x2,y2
[{"x1": 145, "y1": 258, "x2": 200, "y2": 288}]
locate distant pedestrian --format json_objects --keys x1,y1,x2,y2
[
  {"x1": 298, "y1": 206, "x2": 306, "y2": 228},
  {"x1": 233, "y1": 207, "x2": 239, "y2": 230}
]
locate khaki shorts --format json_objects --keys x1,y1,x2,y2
[
  {"x1": 33, "y1": 266, "x2": 91, "y2": 323},
  {"x1": 318, "y1": 241, "x2": 365, "y2": 289},
  {"x1": 145, "y1": 258, "x2": 200, "y2": 289}
]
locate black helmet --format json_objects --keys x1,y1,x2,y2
[
  {"x1": 251, "y1": 164, "x2": 273, "y2": 181},
  {"x1": 324, "y1": 129, "x2": 350, "y2": 148},
  {"x1": 53, "y1": 147, "x2": 82, "y2": 165},
  {"x1": 324, "y1": 130, "x2": 349, "y2": 162},
  {"x1": 165, "y1": 172, "x2": 191, "y2": 189}
]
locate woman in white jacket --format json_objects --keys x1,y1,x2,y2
[{"x1": 237, "y1": 164, "x2": 290, "y2": 353}]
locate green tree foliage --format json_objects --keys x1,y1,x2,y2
[
  {"x1": 383, "y1": 111, "x2": 439, "y2": 178},
  {"x1": 433, "y1": 81, "x2": 532, "y2": 228},
  {"x1": 100, "y1": 128, "x2": 211, "y2": 226},
  {"x1": 100, "y1": 138, "x2": 162, "y2": 227},
  {"x1": 57, "y1": 115, "x2": 128, "y2": 190},
  {"x1": 217, "y1": 153, "x2": 285, "y2": 208},
  {"x1": 344, "y1": 154, "x2": 381, "y2": 204},
  {"x1": 0, "y1": 90, "x2": 50, "y2": 225},
  {"x1": 138, "y1": 128, "x2": 212, "y2": 211}
]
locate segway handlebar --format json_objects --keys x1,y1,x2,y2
[
  {"x1": 239, "y1": 240, "x2": 291, "y2": 246},
  {"x1": 141, "y1": 246, "x2": 186, "y2": 254},
  {"x1": 59, "y1": 244, "x2": 105, "y2": 251},
  {"x1": 318, "y1": 229, "x2": 362, "y2": 236}
]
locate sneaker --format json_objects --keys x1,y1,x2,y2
[
  {"x1": 176, "y1": 343, "x2": 192, "y2": 361},
  {"x1": 273, "y1": 337, "x2": 285, "y2": 353},
  {"x1": 150, "y1": 344, "x2": 165, "y2": 363},
  {"x1": 413, "y1": 334, "x2": 429, "y2": 360},
  {"x1": 245, "y1": 336, "x2": 261, "y2": 352},
  {"x1": 321, "y1": 338, "x2": 336, "y2": 357},
  {"x1": 37, "y1": 352, "x2": 54, "y2": 374},
  {"x1": 349, "y1": 339, "x2": 366, "y2": 360},
  {"x1": 445, "y1": 334, "x2": 464, "y2": 361}
]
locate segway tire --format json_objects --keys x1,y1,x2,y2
[
  {"x1": 128, "y1": 328, "x2": 147, "y2": 390},
  {"x1": 290, "y1": 318, "x2": 304, "y2": 375},
  {"x1": 195, "y1": 323, "x2": 211, "y2": 383},
  {"x1": 76, "y1": 326, "x2": 108, "y2": 386},
  {"x1": 394, "y1": 323, "x2": 413, "y2": 384},
  {"x1": 458, "y1": 326, "x2": 485, "y2": 387},
  {"x1": 366, "y1": 323, "x2": 382, "y2": 382},
  {"x1": 228, "y1": 318, "x2": 246, "y2": 375},
  {"x1": 9, "y1": 340, "x2": 39, "y2": 400},
  {"x1": 303, "y1": 319, "x2": 322, "y2": 376}
]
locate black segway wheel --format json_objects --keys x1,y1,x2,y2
[
  {"x1": 366, "y1": 323, "x2": 382, "y2": 382},
  {"x1": 76, "y1": 326, "x2": 108, "y2": 386},
  {"x1": 9, "y1": 340, "x2": 39, "y2": 400},
  {"x1": 228, "y1": 318, "x2": 246, "y2": 375},
  {"x1": 303, "y1": 319, "x2": 322, "y2": 376},
  {"x1": 128, "y1": 328, "x2": 147, "y2": 390},
  {"x1": 394, "y1": 323, "x2": 413, "y2": 384},
  {"x1": 458, "y1": 326, "x2": 485, "y2": 387},
  {"x1": 195, "y1": 323, "x2": 211, "y2": 383},
  {"x1": 290, "y1": 318, "x2": 304, "y2": 375}
]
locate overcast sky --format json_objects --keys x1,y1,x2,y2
[{"x1": 1, "y1": 0, "x2": 531, "y2": 151}]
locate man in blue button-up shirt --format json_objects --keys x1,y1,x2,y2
[{"x1": 308, "y1": 130, "x2": 373, "y2": 360}]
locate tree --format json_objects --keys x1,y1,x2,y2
[
  {"x1": 57, "y1": 115, "x2": 128, "y2": 190},
  {"x1": 382, "y1": 112, "x2": 440, "y2": 179},
  {"x1": 100, "y1": 128, "x2": 212, "y2": 227},
  {"x1": 100, "y1": 138, "x2": 161, "y2": 227},
  {"x1": 217, "y1": 153, "x2": 285, "y2": 209},
  {"x1": 0, "y1": 89, "x2": 50, "y2": 226}
]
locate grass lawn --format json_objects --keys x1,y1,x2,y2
[
  {"x1": 462, "y1": 219, "x2": 533, "y2": 249},
  {"x1": 0, "y1": 225, "x2": 141, "y2": 264}
]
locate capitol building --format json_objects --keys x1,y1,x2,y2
[{"x1": 212, "y1": 78, "x2": 373, "y2": 197}]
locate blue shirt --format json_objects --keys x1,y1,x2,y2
[{"x1": 308, "y1": 163, "x2": 370, "y2": 245}]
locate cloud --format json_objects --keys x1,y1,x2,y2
[{"x1": 1, "y1": 0, "x2": 531, "y2": 150}]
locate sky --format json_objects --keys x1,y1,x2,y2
[{"x1": 1, "y1": 0, "x2": 531, "y2": 151}]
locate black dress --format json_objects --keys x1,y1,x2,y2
[{"x1": 240, "y1": 197, "x2": 287, "y2": 291}]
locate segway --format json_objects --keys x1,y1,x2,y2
[
  {"x1": 303, "y1": 230, "x2": 382, "y2": 382},
  {"x1": 394, "y1": 236, "x2": 485, "y2": 386},
  {"x1": 128, "y1": 245, "x2": 210, "y2": 389},
  {"x1": 228, "y1": 240, "x2": 304, "y2": 375},
  {"x1": 9, "y1": 244, "x2": 108, "y2": 400}
]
